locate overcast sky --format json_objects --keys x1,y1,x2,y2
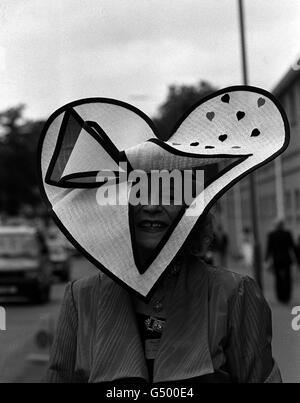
[{"x1": 0, "y1": 0, "x2": 299, "y2": 120}]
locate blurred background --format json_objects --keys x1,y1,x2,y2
[{"x1": 0, "y1": 0, "x2": 299, "y2": 382}]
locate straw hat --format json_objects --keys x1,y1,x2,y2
[{"x1": 38, "y1": 86, "x2": 289, "y2": 298}]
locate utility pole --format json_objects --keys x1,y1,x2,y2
[
  {"x1": 275, "y1": 157, "x2": 284, "y2": 219},
  {"x1": 238, "y1": 0, "x2": 263, "y2": 289}
]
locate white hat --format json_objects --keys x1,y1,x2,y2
[{"x1": 38, "y1": 86, "x2": 289, "y2": 298}]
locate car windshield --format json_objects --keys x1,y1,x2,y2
[{"x1": 0, "y1": 231, "x2": 39, "y2": 258}]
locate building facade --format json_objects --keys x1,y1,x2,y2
[{"x1": 221, "y1": 64, "x2": 300, "y2": 257}]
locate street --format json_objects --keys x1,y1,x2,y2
[
  {"x1": 0, "y1": 256, "x2": 97, "y2": 382},
  {"x1": 0, "y1": 256, "x2": 299, "y2": 382}
]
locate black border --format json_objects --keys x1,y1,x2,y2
[{"x1": 37, "y1": 86, "x2": 290, "y2": 301}]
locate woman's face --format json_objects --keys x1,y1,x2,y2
[
  {"x1": 133, "y1": 203, "x2": 183, "y2": 253},
  {"x1": 131, "y1": 180, "x2": 184, "y2": 255}
]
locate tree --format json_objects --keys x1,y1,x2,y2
[
  {"x1": 0, "y1": 105, "x2": 45, "y2": 215},
  {"x1": 153, "y1": 80, "x2": 217, "y2": 140}
]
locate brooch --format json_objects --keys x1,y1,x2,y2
[{"x1": 144, "y1": 316, "x2": 165, "y2": 333}]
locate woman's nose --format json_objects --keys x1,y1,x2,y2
[{"x1": 141, "y1": 203, "x2": 163, "y2": 215}]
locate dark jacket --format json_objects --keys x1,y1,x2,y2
[
  {"x1": 266, "y1": 229, "x2": 297, "y2": 265},
  {"x1": 45, "y1": 257, "x2": 281, "y2": 383}
]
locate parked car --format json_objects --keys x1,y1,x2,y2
[
  {"x1": 46, "y1": 226, "x2": 71, "y2": 282},
  {"x1": 0, "y1": 226, "x2": 52, "y2": 303}
]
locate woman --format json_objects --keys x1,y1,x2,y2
[
  {"x1": 45, "y1": 198, "x2": 281, "y2": 383},
  {"x1": 40, "y1": 87, "x2": 288, "y2": 383}
]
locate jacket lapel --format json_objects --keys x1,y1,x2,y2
[
  {"x1": 153, "y1": 257, "x2": 214, "y2": 382},
  {"x1": 89, "y1": 275, "x2": 149, "y2": 383}
]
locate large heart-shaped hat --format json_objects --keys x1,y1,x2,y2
[{"x1": 38, "y1": 86, "x2": 289, "y2": 298}]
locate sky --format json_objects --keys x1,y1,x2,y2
[{"x1": 0, "y1": 0, "x2": 299, "y2": 121}]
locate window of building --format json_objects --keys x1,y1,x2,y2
[
  {"x1": 285, "y1": 190, "x2": 292, "y2": 211},
  {"x1": 259, "y1": 195, "x2": 275, "y2": 219},
  {"x1": 269, "y1": 194, "x2": 276, "y2": 217}
]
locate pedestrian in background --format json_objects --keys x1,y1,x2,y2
[
  {"x1": 295, "y1": 235, "x2": 300, "y2": 269},
  {"x1": 211, "y1": 225, "x2": 229, "y2": 268},
  {"x1": 265, "y1": 219, "x2": 298, "y2": 304},
  {"x1": 241, "y1": 227, "x2": 254, "y2": 268}
]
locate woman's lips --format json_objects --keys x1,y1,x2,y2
[{"x1": 137, "y1": 220, "x2": 168, "y2": 233}]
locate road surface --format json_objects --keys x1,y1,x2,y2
[{"x1": 0, "y1": 256, "x2": 96, "y2": 382}]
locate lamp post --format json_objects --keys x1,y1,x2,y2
[{"x1": 238, "y1": 0, "x2": 263, "y2": 289}]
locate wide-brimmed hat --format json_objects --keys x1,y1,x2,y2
[{"x1": 38, "y1": 85, "x2": 289, "y2": 298}]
